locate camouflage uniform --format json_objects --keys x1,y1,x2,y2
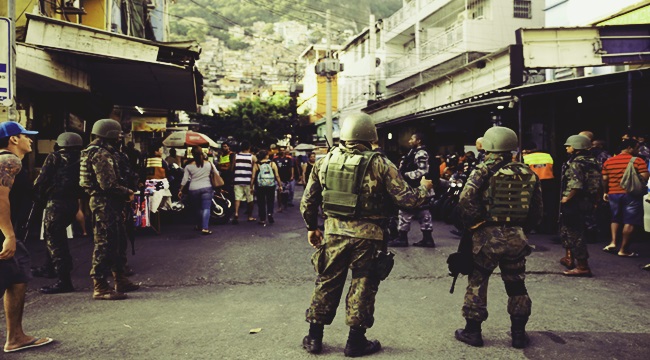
[
  {"x1": 81, "y1": 139, "x2": 132, "y2": 280},
  {"x1": 397, "y1": 146, "x2": 433, "y2": 232},
  {"x1": 560, "y1": 153, "x2": 602, "y2": 260},
  {"x1": 33, "y1": 149, "x2": 81, "y2": 277},
  {"x1": 301, "y1": 143, "x2": 429, "y2": 328},
  {"x1": 457, "y1": 153, "x2": 543, "y2": 322}
]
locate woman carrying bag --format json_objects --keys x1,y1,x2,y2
[
  {"x1": 252, "y1": 150, "x2": 283, "y2": 226},
  {"x1": 178, "y1": 146, "x2": 222, "y2": 235}
]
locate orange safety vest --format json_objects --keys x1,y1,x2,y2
[{"x1": 523, "y1": 152, "x2": 554, "y2": 180}]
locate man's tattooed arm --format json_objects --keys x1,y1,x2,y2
[{"x1": 0, "y1": 154, "x2": 21, "y2": 189}]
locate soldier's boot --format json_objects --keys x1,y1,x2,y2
[
  {"x1": 113, "y1": 272, "x2": 140, "y2": 293},
  {"x1": 559, "y1": 249, "x2": 575, "y2": 269},
  {"x1": 302, "y1": 323, "x2": 324, "y2": 354},
  {"x1": 387, "y1": 231, "x2": 409, "y2": 247},
  {"x1": 39, "y1": 272, "x2": 74, "y2": 294},
  {"x1": 563, "y1": 259, "x2": 592, "y2": 277},
  {"x1": 93, "y1": 279, "x2": 127, "y2": 300},
  {"x1": 454, "y1": 319, "x2": 484, "y2": 347},
  {"x1": 343, "y1": 327, "x2": 381, "y2": 358},
  {"x1": 413, "y1": 230, "x2": 435, "y2": 248},
  {"x1": 510, "y1": 316, "x2": 530, "y2": 349}
]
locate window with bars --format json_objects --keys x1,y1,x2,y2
[{"x1": 514, "y1": 0, "x2": 532, "y2": 19}]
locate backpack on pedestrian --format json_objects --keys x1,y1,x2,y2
[
  {"x1": 257, "y1": 162, "x2": 276, "y2": 187},
  {"x1": 620, "y1": 156, "x2": 646, "y2": 196}
]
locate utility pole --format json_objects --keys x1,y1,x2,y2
[{"x1": 368, "y1": 14, "x2": 376, "y2": 101}]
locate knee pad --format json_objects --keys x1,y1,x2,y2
[{"x1": 504, "y1": 281, "x2": 528, "y2": 297}]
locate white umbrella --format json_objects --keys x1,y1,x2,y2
[
  {"x1": 162, "y1": 131, "x2": 219, "y2": 148},
  {"x1": 294, "y1": 143, "x2": 316, "y2": 151}
]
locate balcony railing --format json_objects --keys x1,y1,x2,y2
[
  {"x1": 386, "y1": 48, "x2": 418, "y2": 77},
  {"x1": 420, "y1": 22, "x2": 463, "y2": 62},
  {"x1": 384, "y1": 1, "x2": 417, "y2": 33},
  {"x1": 385, "y1": 22, "x2": 464, "y2": 78}
]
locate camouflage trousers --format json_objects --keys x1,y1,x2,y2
[
  {"x1": 462, "y1": 225, "x2": 532, "y2": 322},
  {"x1": 397, "y1": 208, "x2": 433, "y2": 232},
  {"x1": 560, "y1": 216, "x2": 589, "y2": 260},
  {"x1": 306, "y1": 234, "x2": 381, "y2": 329},
  {"x1": 89, "y1": 195, "x2": 127, "y2": 280},
  {"x1": 43, "y1": 199, "x2": 78, "y2": 275}
]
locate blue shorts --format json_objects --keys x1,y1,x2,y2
[
  {"x1": 608, "y1": 193, "x2": 643, "y2": 226},
  {"x1": 0, "y1": 239, "x2": 31, "y2": 295}
]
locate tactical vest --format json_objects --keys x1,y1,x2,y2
[
  {"x1": 320, "y1": 147, "x2": 383, "y2": 218},
  {"x1": 400, "y1": 147, "x2": 425, "y2": 188},
  {"x1": 51, "y1": 151, "x2": 81, "y2": 199},
  {"x1": 485, "y1": 162, "x2": 537, "y2": 223}
]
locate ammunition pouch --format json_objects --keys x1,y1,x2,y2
[{"x1": 372, "y1": 249, "x2": 395, "y2": 281}]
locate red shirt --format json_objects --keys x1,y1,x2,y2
[{"x1": 602, "y1": 153, "x2": 648, "y2": 194}]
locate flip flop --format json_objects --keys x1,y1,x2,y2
[
  {"x1": 602, "y1": 246, "x2": 617, "y2": 254},
  {"x1": 4, "y1": 337, "x2": 54, "y2": 353},
  {"x1": 642, "y1": 264, "x2": 650, "y2": 271},
  {"x1": 618, "y1": 252, "x2": 639, "y2": 258},
  {"x1": 247, "y1": 217, "x2": 257, "y2": 222},
  {"x1": 201, "y1": 229, "x2": 212, "y2": 235}
]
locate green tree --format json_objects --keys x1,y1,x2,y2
[{"x1": 192, "y1": 95, "x2": 306, "y2": 149}]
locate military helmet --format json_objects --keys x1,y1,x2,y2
[
  {"x1": 482, "y1": 126, "x2": 518, "y2": 152},
  {"x1": 56, "y1": 132, "x2": 83, "y2": 147},
  {"x1": 340, "y1": 113, "x2": 378, "y2": 142},
  {"x1": 91, "y1": 119, "x2": 122, "y2": 140},
  {"x1": 564, "y1": 134, "x2": 591, "y2": 150}
]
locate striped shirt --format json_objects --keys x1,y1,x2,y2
[
  {"x1": 233, "y1": 152, "x2": 253, "y2": 185},
  {"x1": 602, "y1": 153, "x2": 649, "y2": 194}
]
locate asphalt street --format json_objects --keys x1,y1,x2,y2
[{"x1": 2, "y1": 188, "x2": 650, "y2": 359}]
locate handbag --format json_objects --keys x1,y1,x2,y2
[
  {"x1": 210, "y1": 164, "x2": 225, "y2": 188},
  {"x1": 620, "y1": 157, "x2": 645, "y2": 196}
]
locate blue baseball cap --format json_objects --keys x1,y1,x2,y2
[{"x1": 0, "y1": 121, "x2": 38, "y2": 139}]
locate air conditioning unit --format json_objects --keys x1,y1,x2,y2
[{"x1": 62, "y1": 0, "x2": 86, "y2": 14}]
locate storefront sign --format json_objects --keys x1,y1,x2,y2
[
  {"x1": 131, "y1": 117, "x2": 167, "y2": 132},
  {"x1": 0, "y1": 18, "x2": 13, "y2": 104}
]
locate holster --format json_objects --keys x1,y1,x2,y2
[
  {"x1": 446, "y1": 229, "x2": 475, "y2": 293},
  {"x1": 372, "y1": 220, "x2": 395, "y2": 281}
]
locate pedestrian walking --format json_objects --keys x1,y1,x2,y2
[
  {"x1": 33, "y1": 132, "x2": 84, "y2": 294},
  {"x1": 178, "y1": 146, "x2": 218, "y2": 235},
  {"x1": 80, "y1": 119, "x2": 138, "y2": 300},
  {"x1": 300, "y1": 113, "x2": 433, "y2": 357},
  {"x1": 273, "y1": 145, "x2": 295, "y2": 211},
  {"x1": 251, "y1": 150, "x2": 282, "y2": 226},
  {"x1": 388, "y1": 132, "x2": 435, "y2": 247},
  {"x1": 232, "y1": 140, "x2": 256, "y2": 224},
  {"x1": 0, "y1": 121, "x2": 54, "y2": 352},
  {"x1": 601, "y1": 139, "x2": 649, "y2": 257},
  {"x1": 559, "y1": 135, "x2": 602, "y2": 276},
  {"x1": 454, "y1": 126, "x2": 542, "y2": 349}
]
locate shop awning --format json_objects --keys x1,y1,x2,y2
[
  {"x1": 376, "y1": 93, "x2": 513, "y2": 128},
  {"x1": 21, "y1": 14, "x2": 199, "y2": 111}
]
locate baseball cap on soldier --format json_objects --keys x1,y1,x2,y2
[{"x1": 0, "y1": 121, "x2": 38, "y2": 138}]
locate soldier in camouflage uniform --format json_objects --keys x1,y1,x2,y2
[
  {"x1": 388, "y1": 132, "x2": 435, "y2": 247},
  {"x1": 455, "y1": 127, "x2": 542, "y2": 349},
  {"x1": 80, "y1": 119, "x2": 138, "y2": 300},
  {"x1": 301, "y1": 113, "x2": 433, "y2": 357},
  {"x1": 559, "y1": 135, "x2": 602, "y2": 277},
  {"x1": 33, "y1": 132, "x2": 84, "y2": 294}
]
